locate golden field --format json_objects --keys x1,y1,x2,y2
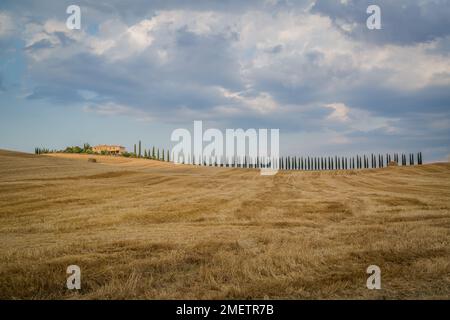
[{"x1": 0, "y1": 149, "x2": 449, "y2": 299}]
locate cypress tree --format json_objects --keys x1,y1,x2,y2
[
  {"x1": 138, "y1": 141, "x2": 141, "y2": 158},
  {"x1": 134, "y1": 144, "x2": 136, "y2": 156}
]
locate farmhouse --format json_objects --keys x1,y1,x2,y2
[{"x1": 92, "y1": 144, "x2": 125, "y2": 155}]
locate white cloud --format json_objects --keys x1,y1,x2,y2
[
  {"x1": 219, "y1": 87, "x2": 278, "y2": 113},
  {"x1": 325, "y1": 103, "x2": 350, "y2": 122},
  {"x1": 0, "y1": 12, "x2": 15, "y2": 38}
]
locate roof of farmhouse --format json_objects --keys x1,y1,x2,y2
[{"x1": 93, "y1": 145, "x2": 125, "y2": 148}]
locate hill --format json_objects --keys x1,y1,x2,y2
[{"x1": 0, "y1": 149, "x2": 449, "y2": 299}]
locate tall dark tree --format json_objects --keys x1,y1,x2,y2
[{"x1": 138, "y1": 141, "x2": 142, "y2": 158}]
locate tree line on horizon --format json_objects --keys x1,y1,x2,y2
[
  {"x1": 34, "y1": 141, "x2": 170, "y2": 162},
  {"x1": 34, "y1": 142, "x2": 423, "y2": 169},
  {"x1": 176, "y1": 152, "x2": 423, "y2": 169}
]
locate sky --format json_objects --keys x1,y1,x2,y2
[{"x1": 0, "y1": 0, "x2": 449, "y2": 161}]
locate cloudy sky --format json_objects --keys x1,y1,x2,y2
[{"x1": 0, "y1": 0, "x2": 449, "y2": 161}]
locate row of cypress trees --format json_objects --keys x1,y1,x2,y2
[
  {"x1": 132, "y1": 141, "x2": 170, "y2": 162},
  {"x1": 175, "y1": 152, "x2": 423, "y2": 170},
  {"x1": 34, "y1": 147, "x2": 51, "y2": 154},
  {"x1": 34, "y1": 141, "x2": 423, "y2": 171},
  {"x1": 275, "y1": 153, "x2": 422, "y2": 170}
]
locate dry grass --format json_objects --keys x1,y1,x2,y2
[{"x1": 0, "y1": 149, "x2": 449, "y2": 299}]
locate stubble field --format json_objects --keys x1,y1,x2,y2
[{"x1": 0, "y1": 149, "x2": 449, "y2": 299}]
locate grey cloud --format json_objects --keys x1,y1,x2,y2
[
  {"x1": 312, "y1": 0, "x2": 450, "y2": 45},
  {"x1": 24, "y1": 39, "x2": 54, "y2": 51}
]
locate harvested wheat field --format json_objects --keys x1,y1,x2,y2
[{"x1": 0, "y1": 149, "x2": 449, "y2": 299}]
